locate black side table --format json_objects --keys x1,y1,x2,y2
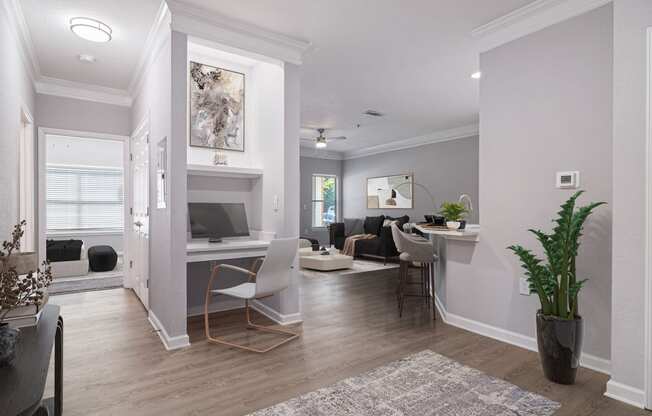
[{"x1": 0, "y1": 305, "x2": 63, "y2": 416}]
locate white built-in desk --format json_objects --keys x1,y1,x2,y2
[{"x1": 186, "y1": 240, "x2": 270, "y2": 263}]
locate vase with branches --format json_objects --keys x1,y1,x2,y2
[
  {"x1": 0, "y1": 221, "x2": 52, "y2": 366},
  {"x1": 507, "y1": 190, "x2": 604, "y2": 384}
]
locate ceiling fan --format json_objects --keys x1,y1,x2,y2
[{"x1": 301, "y1": 128, "x2": 346, "y2": 149}]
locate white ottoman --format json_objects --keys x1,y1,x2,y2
[{"x1": 300, "y1": 253, "x2": 353, "y2": 271}]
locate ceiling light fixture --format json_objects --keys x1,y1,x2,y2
[
  {"x1": 471, "y1": 71, "x2": 482, "y2": 79},
  {"x1": 315, "y1": 140, "x2": 327, "y2": 149},
  {"x1": 70, "y1": 17, "x2": 112, "y2": 43}
]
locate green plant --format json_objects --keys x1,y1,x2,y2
[
  {"x1": 439, "y1": 202, "x2": 468, "y2": 222},
  {"x1": 0, "y1": 221, "x2": 52, "y2": 323},
  {"x1": 507, "y1": 191, "x2": 605, "y2": 319}
]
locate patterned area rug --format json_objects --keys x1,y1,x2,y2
[
  {"x1": 300, "y1": 259, "x2": 398, "y2": 279},
  {"x1": 249, "y1": 350, "x2": 560, "y2": 416}
]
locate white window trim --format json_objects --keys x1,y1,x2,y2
[{"x1": 311, "y1": 173, "x2": 338, "y2": 229}]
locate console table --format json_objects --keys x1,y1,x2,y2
[{"x1": 0, "y1": 305, "x2": 63, "y2": 416}]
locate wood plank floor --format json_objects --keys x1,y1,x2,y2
[{"x1": 47, "y1": 268, "x2": 647, "y2": 416}]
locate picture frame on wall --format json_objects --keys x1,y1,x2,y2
[
  {"x1": 189, "y1": 61, "x2": 245, "y2": 152},
  {"x1": 367, "y1": 174, "x2": 414, "y2": 209}
]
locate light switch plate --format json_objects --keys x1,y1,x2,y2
[{"x1": 519, "y1": 277, "x2": 531, "y2": 296}]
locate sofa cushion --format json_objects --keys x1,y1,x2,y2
[
  {"x1": 364, "y1": 215, "x2": 385, "y2": 236},
  {"x1": 46, "y1": 239, "x2": 83, "y2": 263},
  {"x1": 385, "y1": 215, "x2": 410, "y2": 229},
  {"x1": 343, "y1": 218, "x2": 363, "y2": 236}
]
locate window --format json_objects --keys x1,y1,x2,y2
[
  {"x1": 46, "y1": 166, "x2": 124, "y2": 232},
  {"x1": 312, "y1": 174, "x2": 337, "y2": 228}
]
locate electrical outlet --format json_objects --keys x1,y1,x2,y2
[{"x1": 519, "y1": 277, "x2": 531, "y2": 296}]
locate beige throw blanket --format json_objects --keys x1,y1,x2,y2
[{"x1": 341, "y1": 234, "x2": 376, "y2": 257}]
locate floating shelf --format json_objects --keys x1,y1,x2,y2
[{"x1": 187, "y1": 164, "x2": 264, "y2": 179}]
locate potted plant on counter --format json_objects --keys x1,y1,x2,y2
[
  {"x1": 439, "y1": 201, "x2": 469, "y2": 230},
  {"x1": 508, "y1": 191, "x2": 604, "y2": 384},
  {"x1": 0, "y1": 221, "x2": 52, "y2": 366}
]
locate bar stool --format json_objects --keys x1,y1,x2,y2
[{"x1": 390, "y1": 223, "x2": 438, "y2": 319}]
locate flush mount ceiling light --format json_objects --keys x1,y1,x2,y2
[
  {"x1": 471, "y1": 71, "x2": 482, "y2": 79},
  {"x1": 70, "y1": 17, "x2": 112, "y2": 43}
]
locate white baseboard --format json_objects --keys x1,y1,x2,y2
[
  {"x1": 148, "y1": 311, "x2": 190, "y2": 351},
  {"x1": 434, "y1": 295, "x2": 611, "y2": 375},
  {"x1": 187, "y1": 297, "x2": 245, "y2": 317},
  {"x1": 251, "y1": 299, "x2": 303, "y2": 325},
  {"x1": 605, "y1": 380, "x2": 646, "y2": 409}
]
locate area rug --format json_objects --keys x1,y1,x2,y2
[
  {"x1": 249, "y1": 350, "x2": 560, "y2": 416},
  {"x1": 300, "y1": 259, "x2": 398, "y2": 279}
]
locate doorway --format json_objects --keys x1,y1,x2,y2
[{"x1": 38, "y1": 128, "x2": 128, "y2": 294}]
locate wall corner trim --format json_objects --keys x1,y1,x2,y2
[
  {"x1": 35, "y1": 76, "x2": 133, "y2": 107},
  {"x1": 251, "y1": 300, "x2": 303, "y2": 325},
  {"x1": 605, "y1": 380, "x2": 646, "y2": 409},
  {"x1": 434, "y1": 295, "x2": 611, "y2": 376},
  {"x1": 343, "y1": 124, "x2": 479, "y2": 160},
  {"x1": 472, "y1": 0, "x2": 612, "y2": 53},
  {"x1": 166, "y1": 0, "x2": 311, "y2": 65},
  {"x1": 148, "y1": 311, "x2": 191, "y2": 351},
  {"x1": 1, "y1": 0, "x2": 40, "y2": 83}
]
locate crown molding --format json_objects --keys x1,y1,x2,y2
[
  {"x1": 166, "y1": 0, "x2": 311, "y2": 65},
  {"x1": 1, "y1": 0, "x2": 40, "y2": 82},
  {"x1": 472, "y1": 0, "x2": 612, "y2": 53},
  {"x1": 128, "y1": 1, "x2": 171, "y2": 97},
  {"x1": 35, "y1": 76, "x2": 133, "y2": 107},
  {"x1": 299, "y1": 146, "x2": 345, "y2": 161},
  {"x1": 342, "y1": 124, "x2": 479, "y2": 160}
]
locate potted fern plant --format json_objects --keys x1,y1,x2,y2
[
  {"x1": 439, "y1": 201, "x2": 469, "y2": 230},
  {"x1": 508, "y1": 191, "x2": 604, "y2": 384}
]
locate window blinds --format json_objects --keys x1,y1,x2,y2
[{"x1": 46, "y1": 166, "x2": 124, "y2": 232}]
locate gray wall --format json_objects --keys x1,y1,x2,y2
[
  {"x1": 36, "y1": 94, "x2": 131, "y2": 136},
  {"x1": 464, "y1": 5, "x2": 613, "y2": 361},
  {"x1": 300, "y1": 156, "x2": 343, "y2": 245},
  {"x1": 610, "y1": 0, "x2": 652, "y2": 395},
  {"x1": 342, "y1": 136, "x2": 479, "y2": 225},
  {"x1": 0, "y1": 6, "x2": 36, "y2": 240}
]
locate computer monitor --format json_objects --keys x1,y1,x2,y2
[{"x1": 188, "y1": 202, "x2": 250, "y2": 242}]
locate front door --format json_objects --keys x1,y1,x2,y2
[{"x1": 129, "y1": 129, "x2": 149, "y2": 309}]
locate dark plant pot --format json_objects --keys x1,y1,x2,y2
[
  {"x1": 0, "y1": 323, "x2": 19, "y2": 367},
  {"x1": 536, "y1": 313, "x2": 583, "y2": 385}
]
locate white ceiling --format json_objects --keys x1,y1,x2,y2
[
  {"x1": 20, "y1": 0, "x2": 161, "y2": 90},
  {"x1": 182, "y1": 0, "x2": 534, "y2": 152},
  {"x1": 19, "y1": 0, "x2": 535, "y2": 152}
]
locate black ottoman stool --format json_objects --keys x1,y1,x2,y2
[{"x1": 88, "y1": 245, "x2": 118, "y2": 272}]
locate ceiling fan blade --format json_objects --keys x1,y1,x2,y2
[
  {"x1": 327, "y1": 136, "x2": 347, "y2": 141},
  {"x1": 300, "y1": 138, "x2": 315, "y2": 142}
]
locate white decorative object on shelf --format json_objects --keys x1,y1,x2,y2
[{"x1": 213, "y1": 149, "x2": 228, "y2": 166}]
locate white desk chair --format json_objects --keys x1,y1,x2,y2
[{"x1": 204, "y1": 237, "x2": 300, "y2": 353}]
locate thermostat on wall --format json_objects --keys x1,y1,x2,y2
[{"x1": 556, "y1": 171, "x2": 580, "y2": 189}]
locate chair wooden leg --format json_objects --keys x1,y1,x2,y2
[{"x1": 399, "y1": 261, "x2": 408, "y2": 317}]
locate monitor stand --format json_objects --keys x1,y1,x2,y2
[{"x1": 208, "y1": 237, "x2": 223, "y2": 243}]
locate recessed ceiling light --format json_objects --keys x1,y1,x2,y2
[
  {"x1": 70, "y1": 17, "x2": 112, "y2": 43},
  {"x1": 471, "y1": 71, "x2": 482, "y2": 79},
  {"x1": 78, "y1": 54, "x2": 96, "y2": 63}
]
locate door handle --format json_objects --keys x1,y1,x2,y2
[{"x1": 134, "y1": 221, "x2": 143, "y2": 228}]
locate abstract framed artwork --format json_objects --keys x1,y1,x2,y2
[
  {"x1": 189, "y1": 61, "x2": 245, "y2": 152},
  {"x1": 367, "y1": 174, "x2": 413, "y2": 209}
]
